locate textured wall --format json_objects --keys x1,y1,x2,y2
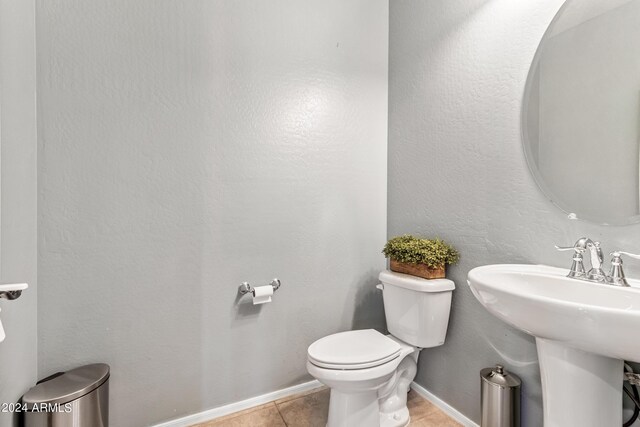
[
  {"x1": 36, "y1": 1, "x2": 388, "y2": 425},
  {"x1": 0, "y1": 1, "x2": 38, "y2": 426},
  {"x1": 389, "y1": 0, "x2": 640, "y2": 425}
]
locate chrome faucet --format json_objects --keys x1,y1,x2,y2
[
  {"x1": 585, "y1": 239, "x2": 606, "y2": 281},
  {"x1": 555, "y1": 238, "x2": 588, "y2": 279},
  {"x1": 608, "y1": 251, "x2": 640, "y2": 287},
  {"x1": 556, "y1": 238, "x2": 640, "y2": 287}
]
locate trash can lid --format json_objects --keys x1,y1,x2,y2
[
  {"x1": 480, "y1": 364, "x2": 521, "y2": 388},
  {"x1": 22, "y1": 363, "x2": 110, "y2": 405}
]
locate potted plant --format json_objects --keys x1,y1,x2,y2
[{"x1": 382, "y1": 235, "x2": 459, "y2": 279}]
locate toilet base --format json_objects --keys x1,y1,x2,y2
[
  {"x1": 380, "y1": 406, "x2": 410, "y2": 427},
  {"x1": 327, "y1": 389, "x2": 380, "y2": 427},
  {"x1": 325, "y1": 389, "x2": 413, "y2": 427},
  {"x1": 377, "y1": 347, "x2": 418, "y2": 427}
]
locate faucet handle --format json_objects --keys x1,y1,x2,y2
[
  {"x1": 555, "y1": 244, "x2": 586, "y2": 253},
  {"x1": 607, "y1": 251, "x2": 640, "y2": 287},
  {"x1": 611, "y1": 251, "x2": 640, "y2": 260},
  {"x1": 556, "y1": 244, "x2": 586, "y2": 278}
]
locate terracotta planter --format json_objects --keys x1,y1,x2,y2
[{"x1": 390, "y1": 259, "x2": 445, "y2": 279}]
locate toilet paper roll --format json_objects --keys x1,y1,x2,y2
[
  {"x1": 252, "y1": 285, "x2": 273, "y2": 305},
  {"x1": 0, "y1": 308, "x2": 5, "y2": 343}
]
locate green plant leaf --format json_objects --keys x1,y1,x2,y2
[{"x1": 382, "y1": 234, "x2": 459, "y2": 268}]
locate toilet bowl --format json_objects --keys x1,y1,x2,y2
[{"x1": 307, "y1": 270, "x2": 455, "y2": 427}]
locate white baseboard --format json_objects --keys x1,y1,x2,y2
[
  {"x1": 152, "y1": 378, "x2": 476, "y2": 427},
  {"x1": 152, "y1": 380, "x2": 323, "y2": 427},
  {"x1": 410, "y1": 381, "x2": 479, "y2": 427}
]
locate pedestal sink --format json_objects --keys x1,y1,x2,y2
[{"x1": 468, "y1": 264, "x2": 640, "y2": 427}]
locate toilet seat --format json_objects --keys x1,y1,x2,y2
[{"x1": 308, "y1": 329, "x2": 401, "y2": 370}]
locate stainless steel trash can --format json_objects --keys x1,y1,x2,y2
[
  {"x1": 481, "y1": 364, "x2": 521, "y2": 427},
  {"x1": 22, "y1": 363, "x2": 109, "y2": 427}
]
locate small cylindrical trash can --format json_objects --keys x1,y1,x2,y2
[
  {"x1": 481, "y1": 364, "x2": 521, "y2": 427},
  {"x1": 22, "y1": 363, "x2": 109, "y2": 427}
]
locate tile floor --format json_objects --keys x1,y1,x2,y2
[{"x1": 192, "y1": 387, "x2": 462, "y2": 427}]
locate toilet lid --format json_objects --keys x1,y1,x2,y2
[{"x1": 308, "y1": 329, "x2": 401, "y2": 370}]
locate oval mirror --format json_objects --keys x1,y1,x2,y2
[{"x1": 523, "y1": 0, "x2": 640, "y2": 225}]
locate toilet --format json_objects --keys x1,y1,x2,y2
[{"x1": 306, "y1": 270, "x2": 455, "y2": 427}]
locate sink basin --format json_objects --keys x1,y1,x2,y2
[
  {"x1": 468, "y1": 264, "x2": 640, "y2": 361},
  {"x1": 468, "y1": 264, "x2": 640, "y2": 426}
]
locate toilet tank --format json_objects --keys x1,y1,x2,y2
[{"x1": 378, "y1": 270, "x2": 454, "y2": 348}]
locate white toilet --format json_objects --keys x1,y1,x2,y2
[{"x1": 306, "y1": 270, "x2": 455, "y2": 427}]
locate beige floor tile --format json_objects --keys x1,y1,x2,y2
[
  {"x1": 191, "y1": 402, "x2": 286, "y2": 427},
  {"x1": 276, "y1": 387, "x2": 330, "y2": 427},
  {"x1": 407, "y1": 389, "x2": 439, "y2": 421},
  {"x1": 193, "y1": 387, "x2": 461, "y2": 427},
  {"x1": 410, "y1": 407, "x2": 463, "y2": 427}
]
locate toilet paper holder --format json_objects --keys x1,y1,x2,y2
[{"x1": 238, "y1": 278, "x2": 281, "y2": 296}]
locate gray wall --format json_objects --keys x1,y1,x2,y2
[
  {"x1": 36, "y1": 1, "x2": 388, "y2": 426},
  {"x1": 389, "y1": 0, "x2": 640, "y2": 425},
  {"x1": 0, "y1": 1, "x2": 38, "y2": 426}
]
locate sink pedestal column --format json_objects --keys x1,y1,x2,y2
[{"x1": 537, "y1": 338, "x2": 623, "y2": 427}]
